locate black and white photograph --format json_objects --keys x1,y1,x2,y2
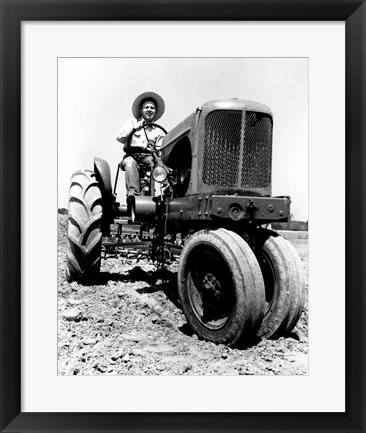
[{"x1": 57, "y1": 57, "x2": 308, "y2": 376}]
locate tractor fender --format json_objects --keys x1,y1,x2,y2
[{"x1": 94, "y1": 157, "x2": 114, "y2": 235}]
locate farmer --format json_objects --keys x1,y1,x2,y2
[{"x1": 116, "y1": 91, "x2": 166, "y2": 203}]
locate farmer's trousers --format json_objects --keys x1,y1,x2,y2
[{"x1": 122, "y1": 154, "x2": 153, "y2": 197}]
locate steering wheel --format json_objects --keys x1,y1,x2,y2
[
  {"x1": 127, "y1": 122, "x2": 167, "y2": 154},
  {"x1": 142, "y1": 122, "x2": 167, "y2": 134}
]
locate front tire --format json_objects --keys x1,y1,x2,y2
[
  {"x1": 65, "y1": 170, "x2": 103, "y2": 284},
  {"x1": 255, "y1": 229, "x2": 306, "y2": 338},
  {"x1": 178, "y1": 229, "x2": 265, "y2": 346}
]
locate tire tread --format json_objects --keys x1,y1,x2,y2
[{"x1": 65, "y1": 170, "x2": 103, "y2": 283}]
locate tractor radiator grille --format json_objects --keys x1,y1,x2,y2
[
  {"x1": 241, "y1": 112, "x2": 272, "y2": 188},
  {"x1": 202, "y1": 110, "x2": 242, "y2": 188},
  {"x1": 203, "y1": 110, "x2": 272, "y2": 190}
]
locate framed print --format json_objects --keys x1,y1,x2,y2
[{"x1": 0, "y1": 0, "x2": 365, "y2": 432}]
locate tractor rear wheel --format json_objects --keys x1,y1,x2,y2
[
  {"x1": 178, "y1": 229, "x2": 265, "y2": 347},
  {"x1": 65, "y1": 170, "x2": 103, "y2": 284},
  {"x1": 255, "y1": 230, "x2": 306, "y2": 338}
]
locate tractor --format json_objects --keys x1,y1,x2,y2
[{"x1": 65, "y1": 98, "x2": 306, "y2": 347}]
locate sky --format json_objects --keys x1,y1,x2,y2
[{"x1": 58, "y1": 57, "x2": 308, "y2": 220}]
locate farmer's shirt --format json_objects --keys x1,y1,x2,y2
[{"x1": 116, "y1": 117, "x2": 165, "y2": 154}]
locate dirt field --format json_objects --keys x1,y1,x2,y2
[{"x1": 58, "y1": 215, "x2": 308, "y2": 376}]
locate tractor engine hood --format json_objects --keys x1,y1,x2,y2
[{"x1": 161, "y1": 98, "x2": 273, "y2": 170}]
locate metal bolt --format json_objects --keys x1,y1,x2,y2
[
  {"x1": 198, "y1": 196, "x2": 202, "y2": 201},
  {"x1": 268, "y1": 204, "x2": 274, "y2": 212},
  {"x1": 217, "y1": 207, "x2": 222, "y2": 214},
  {"x1": 198, "y1": 211, "x2": 202, "y2": 216},
  {"x1": 279, "y1": 210, "x2": 284, "y2": 217}
]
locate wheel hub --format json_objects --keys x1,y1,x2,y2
[{"x1": 202, "y1": 273, "x2": 220, "y2": 295}]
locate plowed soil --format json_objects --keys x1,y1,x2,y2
[{"x1": 58, "y1": 215, "x2": 308, "y2": 376}]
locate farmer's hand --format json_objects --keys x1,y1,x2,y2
[
  {"x1": 146, "y1": 140, "x2": 155, "y2": 153},
  {"x1": 135, "y1": 119, "x2": 145, "y2": 131}
]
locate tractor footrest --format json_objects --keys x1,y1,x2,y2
[{"x1": 113, "y1": 218, "x2": 129, "y2": 225}]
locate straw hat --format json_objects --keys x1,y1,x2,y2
[{"x1": 132, "y1": 91, "x2": 165, "y2": 121}]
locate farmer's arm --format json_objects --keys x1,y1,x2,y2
[{"x1": 116, "y1": 119, "x2": 136, "y2": 144}]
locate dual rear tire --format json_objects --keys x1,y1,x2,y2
[{"x1": 65, "y1": 170, "x2": 103, "y2": 284}]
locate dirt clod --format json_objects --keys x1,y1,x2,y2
[{"x1": 63, "y1": 308, "x2": 83, "y2": 322}]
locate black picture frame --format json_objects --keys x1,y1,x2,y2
[{"x1": 1, "y1": 1, "x2": 365, "y2": 432}]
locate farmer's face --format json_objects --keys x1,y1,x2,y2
[{"x1": 140, "y1": 101, "x2": 156, "y2": 122}]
